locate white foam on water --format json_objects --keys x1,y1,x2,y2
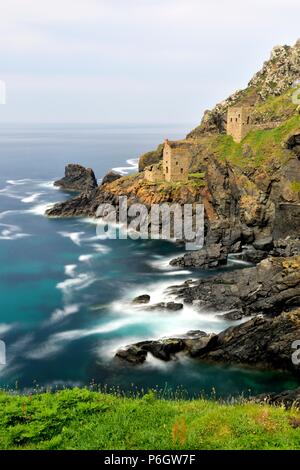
[
  {"x1": 38, "y1": 180, "x2": 59, "y2": 190},
  {"x1": 56, "y1": 273, "x2": 96, "y2": 292},
  {"x1": 64, "y1": 264, "x2": 77, "y2": 277},
  {"x1": 79, "y1": 254, "x2": 94, "y2": 263},
  {"x1": 0, "y1": 223, "x2": 30, "y2": 240},
  {"x1": 112, "y1": 158, "x2": 138, "y2": 175},
  {"x1": 6, "y1": 179, "x2": 33, "y2": 185},
  {"x1": 27, "y1": 318, "x2": 138, "y2": 360},
  {"x1": 164, "y1": 270, "x2": 192, "y2": 276},
  {"x1": 147, "y1": 254, "x2": 185, "y2": 271},
  {"x1": 58, "y1": 231, "x2": 85, "y2": 246},
  {"x1": 0, "y1": 324, "x2": 12, "y2": 336},
  {"x1": 50, "y1": 304, "x2": 80, "y2": 322},
  {"x1": 28, "y1": 202, "x2": 55, "y2": 216},
  {"x1": 91, "y1": 243, "x2": 111, "y2": 254},
  {"x1": 21, "y1": 192, "x2": 44, "y2": 203}
]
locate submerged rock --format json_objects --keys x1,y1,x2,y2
[
  {"x1": 132, "y1": 294, "x2": 151, "y2": 304},
  {"x1": 54, "y1": 164, "x2": 98, "y2": 192},
  {"x1": 145, "y1": 302, "x2": 184, "y2": 311}
]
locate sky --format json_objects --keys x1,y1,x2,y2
[{"x1": 0, "y1": 0, "x2": 299, "y2": 125}]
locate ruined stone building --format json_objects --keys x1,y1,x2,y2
[
  {"x1": 144, "y1": 139, "x2": 192, "y2": 183},
  {"x1": 227, "y1": 106, "x2": 253, "y2": 143}
]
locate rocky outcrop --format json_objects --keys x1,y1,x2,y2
[
  {"x1": 132, "y1": 295, "x2": 150, "y2": 304},
  {"x1": 198, "y1": 310, "x2": 300, "y2": 374},
  {"x1": 46, "y1": 189, "x2": 118, "y2": 218},
  {"x1": 144, "y1": 302, "x2": 183, "y2": 312},
  {"x1": 170, "y1": 256, "x2": 300, "y2": 317},
  {"x1": 170, "y1": 243, "x2": 228, "y2": 269},
  {"x1": 188, "y1": 39, "x2": 300, "y2": 138},
  {"x1": 115, "y1": 331, "x2": 217, "y2": 365},
  {"x1": 249, "y1": 41, "x2": 300, "y2": 100},
  {"x1": 101, "y1": 170, "x2": 122, "y2": 185},
  {"x1": 116, "y1": 309, "x2": 300, "y2": 376},
  {"x1": 255, "y1": 387, "x2": 300, "y2": 409},
  {"x1": 54, "y1": 164, "x2": 98, "y2": 192}
]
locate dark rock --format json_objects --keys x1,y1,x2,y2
[
  {"x1": 170, "y1": 244, "x2": 228, "y2": 269},
  {"x1": 216, "y1": 310, "x2": 243, "y2": 321},
  {"x1": 255, "y1": 387, "x2": 300, "y2": 409},
  {"x1": 132, "y1": 294, "x2": 150, "y2": 304},
  {"x1": 242, "y1": 246, "x2": 268, "y2": 264},
  {"x1": 116, "y1": 308, "x2": 300, "y2": 375},
  {"x1": 146, "y1": 302, "x2": 184, "y2": 312},
  {"x1": 54, "y1": 164, "x2": 98, "y2": 192},
  {"x1": 101, "y1": 170, "x2": 122, "y2": 185},
  {"x1": 271, "y1": 237, "x2": 300, "y2": 258},
  {"x1": 115, "y1": 338, "x2": 186, "y2": 364},
  {"x1": 115, "y1": 346, "x2": 147, "y2": 365},
  {"x1": 170, "y1": 255, "x2": 300, "y2": 317},
  {"x1": 199, "y1": 309, "x2": 300, "y2": 374},
  {"x1": 253, "y1": 236, "x2": 274, "y2": 251}
]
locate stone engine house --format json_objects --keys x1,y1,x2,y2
[
  {"x1": 227, "y1": 106, "x2": 253, "y2": 143},
  {"x1": 144, "y1": 139, "x2": 192, "y2": 183}
]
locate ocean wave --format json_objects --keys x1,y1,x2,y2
[
  {"x1": 50, "y1": 304, "x2": 80, "y2": 322},
  {"x1": 56, "y1": 273, "x2": 96, "y2": 292},
  {"x1": 112, "y1": 158, "x2": 138, "y2": 175},
  {"x1": 58, "y1": 231, "x2": 85, "y2": 246},
  {"x1": 0, "y1": 223, "x2": 30, "y2": 240},
  {"x1": 28, "y1": 202, "x2": 55, "y2": 216},
  {"x1": 79, "y1": 254, "x2": 94, "y2": 263},
  {"x1": 64, "y1": 264, "x2": 77, "y2": 277},
  {"x1": 91, "y1": 243, "x2": 111, "y2": 254},
  {"x1": 21, "y1": 192, "x2": 44, "y2": 203},
  {"x1": 38, "y1": 180, "x2": 59, "y2": 190},
  {"x1": 6, "y1": 179, "x2": 33, "y2": 186}
]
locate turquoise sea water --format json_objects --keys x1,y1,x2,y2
[{"x1": 0, "y1": 123, "x2": 299, "y2": 398}]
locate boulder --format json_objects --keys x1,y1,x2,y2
[
  {"x1": 145, "y1": 302, "x2": 184, "y2": 311},
  {"x1": 132, "y1": 294, "x2": 151, "y2": 305},
  {"x1": 54, "y1": 164, "x2": 98, "y2": 192},
  {"x1": 170, "y1": 244, "x2": 228, "y2": 269},
  {"x1": 101, "y1": 170, "x2": 122, "y2": 185}
]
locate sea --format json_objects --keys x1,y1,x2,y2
[{"x1": 0, "y1": 123, "x2": 298, "y2": 398}]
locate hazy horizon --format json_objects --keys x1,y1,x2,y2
[{"x1": 0, "y1": 0, "x2": 299, "y2": 125}]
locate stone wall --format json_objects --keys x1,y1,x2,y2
[{"x1": 144, "y1": 164, "x2": 164, "y2": 183}]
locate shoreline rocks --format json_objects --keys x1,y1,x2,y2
[
  {"x1": 101, "y1": 170, "x2": 122, "y2": 185},
  {"x1": 169, "y1": 255, "x2": 300, "y2": 317},
  {"x1": 54, "y1": 164, "x2": 98, "y2": 192},
  {"x1": 115, "y1": 309, "x2": 300, "y2": 377}
]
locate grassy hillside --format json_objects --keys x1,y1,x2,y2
[{"x1": 0, "y1": 389, "x2": 299, "y2": 450}]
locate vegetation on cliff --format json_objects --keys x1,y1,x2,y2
[{"x1": 1, "y1": 389, "x2": 300, "y2": 450}]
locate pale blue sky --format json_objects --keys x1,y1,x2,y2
[{"x1": 0, "y1": 0, "x2": 299, "y2": 125}]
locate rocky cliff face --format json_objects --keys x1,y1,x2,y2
[
  {"x1": 188, "y1": 39, "x2": 300, "y2": 137},
  {"x1": 54, "y1": 164, "x2": 98, "y2": 192}
]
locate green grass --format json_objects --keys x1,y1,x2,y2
[
  {"x1": 0, "y1": 389, "x2": 299, "y2": 450},
  {"x1": 210, "y1": 113, "x2": 300, "y2": 169}
]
